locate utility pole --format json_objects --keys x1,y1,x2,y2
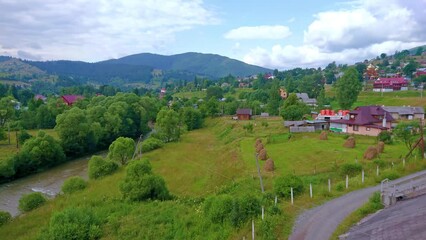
[{"x1": 254, "y1": 153, "x2": 265, "y2": 193}]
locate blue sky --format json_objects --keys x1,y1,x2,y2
[{"x1": 0, "y1": 0, "x2": 425, "y2": 70}]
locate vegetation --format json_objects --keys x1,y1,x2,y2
[
  {"x1": 18, "y1": 192, "x2": 47, "y2": 212},
  {"x1": 107, "y1": 137, "x2": 135, "y2": 165},
  {"x1": 61, "y1": 177, "x2": 88, "y2": 194},
  {"x1": 88, "y1": 155, "x2": 119, "y2": 180},
  {"x1": 335, "y1": 67, "x2": 362, "y2": 109},
  {"x1": 274, "y1": 175, "x2": 305, "y2": 198},
  {"x1": 0, "y1": 211, "x2": 11, "y2": 227},
  {"x1": 141, "y1": 137, "x2": 164, "y2": 152}
]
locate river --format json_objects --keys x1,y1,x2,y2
[{"x1": 0, "y1": 152, "x2": 105, "y2": 216}]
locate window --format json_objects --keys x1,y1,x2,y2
[
  {"x1": 353, "y1": 125, "x2": 359, "y2": 131},
  {"x1": 366, "y1": 127, "x2": 370, "y2": 131}
]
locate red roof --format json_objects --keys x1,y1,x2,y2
[
  {"x1": 375, "y1": 77, "x2": 408, "y2": 84},
  {"x1": 61, "y1": 95, "x2": 84, "y2": 106},
  {"x1": 331, "y1": 106, "x2": 393, "y2": 127},
  {"x1": 236, "y1": 108, "x2": 252, "y2": 115}
]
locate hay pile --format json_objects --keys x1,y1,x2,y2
[
  {"x1": 256, "y1": 143, "x2": 264, "y2": 153},
  {"x1": 258, "y1": 149, "x2": 268, "y2": 160},
  {"x1": 377, "y1": 141, "x2": 385, "y2": 153},
  {"x1": 343, "y1": 137, "x2": 356, "y2": 148},
  {"x1": 319, "y1": 131, "x2": 328, "y2": 140},
  {"x1": 363, "y1": 146, "x2": 378, "y2": 160},
  {"x1": 255, "y1": 139, "x2": 262, "y2": 147},
  {"x1": 264, "y1": 158, "x2": 275, "y2": 172}
]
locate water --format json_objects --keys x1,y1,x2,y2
[{"x1": 0, "y1": 152, "x2": 104, "y2": 216}]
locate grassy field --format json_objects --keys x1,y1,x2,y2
[
  {"x1": 0, "y1": 129, "x2": 58, "y2": 162},
  {"x1": 173, "y1": 90, "x2": 206, "y2": 99},
  {"x1": 1, "y1": 117, "x2": 425, "y2": 239}
]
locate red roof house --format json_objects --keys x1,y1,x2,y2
[
  {"x1": 373, "y1": 77, "x2": 408, "y2": 92},
  {"x1": 61, "y1": 95, "x2": 84, "y2": 106},
  {"x1": 236, "y1": 108, "x2": 253, "y2": 120},
  {"x1": 330, "y1": 106, "x2": 394, "y2": 136}
]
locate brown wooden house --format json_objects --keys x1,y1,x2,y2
[{"x1": 236, "y1": 108, "x2": 252, "y2": 120}]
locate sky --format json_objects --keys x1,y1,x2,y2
[{"x1": 0, "y1": 0, "x2": 426, "y2": 70}]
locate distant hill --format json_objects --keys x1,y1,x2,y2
[
  {"x1": 0, "y1": 58, "x2": 47, "y2": 80},
  {"x1": 101, "y1": 52, "x2": 271, "y2": 78}
]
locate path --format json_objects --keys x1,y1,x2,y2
[{"x1": 289, "y1": 169, "x2": 426, "y2": 240}]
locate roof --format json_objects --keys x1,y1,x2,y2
[
  {"x1": 382, "y1": 106, "x2": 424, "y2": 115},
  {"x1": 284, "y1": 121, "x2": 306, "y2": 127},
  {"x1": 34, "y1": 94, "x2": 47, "y2": 101},
  {"x1": 330, "y1": 106, "x2": 394, "y2": 126},
  {"x1": 236, "y1": 108, "x2": 252, "y2": 115},
  {"x1": 296, "y1": 93, "x2": 317, "y2": 104},
  {"x1": 375, "y1": 77, "x2": 408, "y2": 84},
  {"x1": 62, "y1": 95, "x2": 84, "y2": 105}
]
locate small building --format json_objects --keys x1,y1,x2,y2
[
  {"x1": 296, "y1": 93, "x2": 317, "y2": 106},
  {"x1": 34, "y1": 94, "x2": 47, "y2": 102},
  {"x1": 316, "y1": 109, "x2": 350, "y2": 121},
  {"x1": 159, "y1": 88, "x2": 166, "y2": 99},
  {"x1": 284, "y1": 120, "x2": 328, "y2": 132},
  {"x1": 382, "y1": 106, "x2": 424, "y2": 120},
  {"x1": 373, "y1": 77, "x2": 408, "y2": 92},
  {"x1": 236, "y1": 108, "x2": 252, "y2": 120},
  {"x1": 61, "y1": 95, "x2": 84, "y2": 106},
  {"x1": 330, "y1": 106, "x2": 394, "y2": 136}
]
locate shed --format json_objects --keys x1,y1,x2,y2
[{"x1": 236, "y1": 108, "x2": 252, "y2": 120}]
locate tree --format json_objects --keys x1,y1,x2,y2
[
  {"x1": 0, "y1": 96, "x2": 16, "y2": 128},
  {"x1": 393, "y1": 122, "x2": 420, "y2": 150},
  {"x1": 108, "y1": 137, "x2": 135, "y2": 165},
  {"x1": 61, "y1": 176, "x2": 87, "y2": 194},
  {"x1": 403, "y1": 60, "x2": 419, "y2": 79},
  {"x1": 206, "y1": 86, "x2": 223, "y2": 100},
  {"x1": 280, "y1": 93, "x2": 310, "y2": 120},
  {"x1": 180, "y1": 107, "x2": 203, "y2": 131},
  {"x1": 335, "y1": 67, "x2": 362, "y2": 109},
  {"x1": 380, "y1": 53, "x2": 387, "y2": 59},
  {"x1": 119, "y1": 159, "x2": 170, "y2": 201},
  {"x1": 19, "y1": 192, "x2": 46, "y2": 212},
  {"x1": 155, "y1": 108, "x2": 181, "y2": 142},
  {"x1": 266, "y1": 83, "x2": 281, "y2": 116},
  {"x1": 88, "y1": 155, "x2": 118, "y2": 179},
  {"x1": 413, "y1": 75, "x2": 426, "y2": 87},
  {"x1": 55, "y1": 107, "x2": 99, "y2": 156},
  {"x1": 415, "y1": 47, "x2": 424, "y2": 56}
]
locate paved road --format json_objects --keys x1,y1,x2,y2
[
  {"x1": 289, "y1": 170, "x2": 426, "y2": 240},
  {"x1": 345, "y1": 194, "x2": 426, "y2": 240}
]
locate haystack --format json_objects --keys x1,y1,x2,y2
[
  {"x1": 256, "y1": 143, "x2": 264, "y2": 153},
  {"x1": 363, "y1": 146, "x2": 378, "y2": 160},
  {"x1": 264, "y1": 158, "x2": 275, "y2": 172},
  {"x1": 343, "y1": 137, "x2": 356, "y2": 148},
  {"x1": 377, "y1": 141, "x2": 385, "y2": 153},
  {"x1": 258, "y1": 149, "x2": 268, "y2": 160},
  {"x1": 255, "y1": 139, "x2": 262, "y2": 148},
  {"x1": 319, "y1": 131, "x2": 328, "y2": 140}
]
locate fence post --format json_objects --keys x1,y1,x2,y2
[
  {"x1": 261, "y1": 206, "x2": 264, "y2": 220},
  {"x1": 362, "y1": 169, "x2": 364, "y2": 183},
  {"x1": 403, "y1": 158, "x2": 406, "y2": 168},
  {"x1": 274, "y1": 195, "x2": 277, "y2": 206},
  {"x1": 346, "y1": 175, "x2": 349, "y2": 189},
  {"x1": 328, "y1": 178, "x2": 331, "y2": 192},
  {"x1": 376, "y1": 165, "x2": 379, "y2": 176},
  {"x1": 291, "y1": 187, "x2": 294, "y2": 205},
  {"x1": 309, "y1": 183, "x2": 313, "y2": 198},
  {"x1": 252, "y1": 220, "x2": 255, "y2": 240}
]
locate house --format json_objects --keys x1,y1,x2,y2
[
  {"x1": 236, "y1": 108, "x2": 252, "y2": 120},
  {"x1": 415, "y1": 68, "x2": 426, "y2": 78},
  {"x1": 159, "y1": 88, "x2": 166, "y2": 99},
  {"x1": 330, "y1": 106, "x2": 394, "y2": 136},
  {"x1": 34, "y1": 94, "x2": 47, "y2": 102},
  {"x1": 381, "y1": 106, "x2": 424, "y2": 120},
  {"x1": 373, "y1": 77, "x2": 408, "y2": 92},
  {"x1": 284, "y1": 120, "x2": 328, "y2": 132},
  {"x1": 61, "y1": 95, "x2": 84, "y2": 106},
  {"x1": 316, "y1": 109, "x2": 350, "y2": 121},
  {"x1": 296, "y1": 93, "x2": 317, "y2": 106}
]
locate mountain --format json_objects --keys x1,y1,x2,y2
[
  {"x1": 101, "y1": 52, "x2": 271, "y2": 78},
  {"x1": 0, "y1": 58, "x2": 47, "y2": 80}
]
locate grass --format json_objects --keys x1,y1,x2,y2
[
  {"x1": 0, "y1": 129, "x2": 57, "y2": 162},
  {"x1": 173, "y1": 90, "x2": 206, "y2": 99},
  {"x1": 1, "y1": 117, "x2": 426, "y2": 239}
]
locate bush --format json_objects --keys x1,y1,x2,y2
[
  {"x1": 19, "y1": 192, "x2": 46, "y2": 212},
  {"x1": 381, "y1": 170, "x2": 400, "y2": 180},
  {"x1": 120, "y1": 160, "x2": 170, "y2": 201},
  {"x1": 373, "y1": 159, "x2": 386, "y2": 168},
  {"x1": 61, "y1": 177, "x2": 87, "y2": 194},
  {"x1": 17, "y1": 129, "x2": 32, "y2": 145},
  {"x1": 203, "y1": 194, "x2": 261, "y2": 227},
  {"x1": 274, "y1": 175, "x2": 304, "y2": 198},
  {"x1": 339, "y1": 163, "x2": 362, "y2": 177},
  {"x1": 0, "y1": 211, "x2": 11, "y2": 226},
  {"x1": 377, "y1": 131, "x2": 392, "y2": 144},
  {"x1": 0, "y1": 157, "x2": 15, "y2": 179},
  {"x1": 141, "y1": 137, "x2": 165, "y2": 153},
  {"x1": 39, "y1": 207, "x2": 102, "y2": 240},
  {"x1": 335, "y1": 182, "x2": 345, "y2": 191},
  {"x1": 88, "y1": 155, "x2": 118, "y2": 179}
]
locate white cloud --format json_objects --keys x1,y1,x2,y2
[
  {"x1": 224, "y1": 25, "x2": 291, "y2": 40},
  {"x1": 243, "y1": 0, "x2": 426, "y2": 69},
  {"x1": 0, "y1": 0, "x2": 218, "y2": 61}
]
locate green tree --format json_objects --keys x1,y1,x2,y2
[
  {"x1": 280, "y1": 93, "x2": 310, "y2": 120},
  {"x1": 180, "y1": 107, "x2": 203, "y2": 131},
  {"x1": 403, "y1": 60, "x2": 419, "y2": 79},
  {"x1": 415, "y1": 47, "x2": 424, "y2": 56},
  {"x1": 61, "y1": 176, "x2": 88, "y2": 194},
  {"x1": 266, "y1": 83, "x2": 281, "y2": 116},
  {"x1": 155, "y1": 108, "x2": 181, "y2": 142},
  {"x1": 108, "y1": 137, "x2": 135, "y2": 165},
  {"x1": 19, "y1": 192, "x2": 46, "y2": 212},
  {"x1": 55, "y1": 107, "x2": 100, "y2": 156},
  {"x1": 335, "y1": 67, "x2": 362, "y2": 109},
  {"x1": 0, "y1": 96, "x2": 16, "y2": 128},
  {"x1": 393, "y1": 121, "x2": 420, "y2": 150},
  {"x1": 413, "y1": 75, "x2": 426, "y2": 87},
  {"x1": 119, "y1": 159, "x2": 170, "y2": 201},
  {"x1": 206, "y1": 86, "x2": 223, "y2": 100}
]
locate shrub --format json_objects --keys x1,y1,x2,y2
[
  {"x1": 120, "y1": 160, "x2": 170, "y2": 201},
  {"x1": 19, "y1": 192, "x2": 46, "y2": 212},
  {"x1": 377, "y1": 131, "x2": 392, "y2": 144},
  {"x1": 203, "y1": 194, "x2": 261, "y2": 227},
  {"x1": 335, "y1": 182, "x2": 345, "y2": 191},
  {"x1": 39, "y1": 207, "x2": 102, "y2": 240},
  {"x1": 0, "y1": 211, "x2": 11, "y2": 226},
  {"x1": 61, "y1": 177, "x2": 87, "y2": 194},
  {"x1": 339, "y1": 163, "x2": 362, "y2": 177},
  {"x1": 17, "y1": 129, "x2": 32, "y2": 145},
  {"x1": 141, "y1": 137, "x2": 165, "y2": 153},
  {"x1": 0, "y1": 157, "x2": 15, "y2": 179},
  {"x1": 381, "y1": 170, "x2": 400, "y2": 180},
  {"x1": 243, "y1": 123, "x2": 254, "y2": 133},
  {"x1": 373, "y1": 159, "x2": 386, "y2": 168},
  {"x1": 88, "y1": 155, "x2": 118, "y2": 179},
  {"x1": 274, "y1": 175, "x2": 304, "y2": 198}
]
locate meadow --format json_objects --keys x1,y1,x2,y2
[{"x1": 1, "y1": 116, "x2": 425, "y2": 239}]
